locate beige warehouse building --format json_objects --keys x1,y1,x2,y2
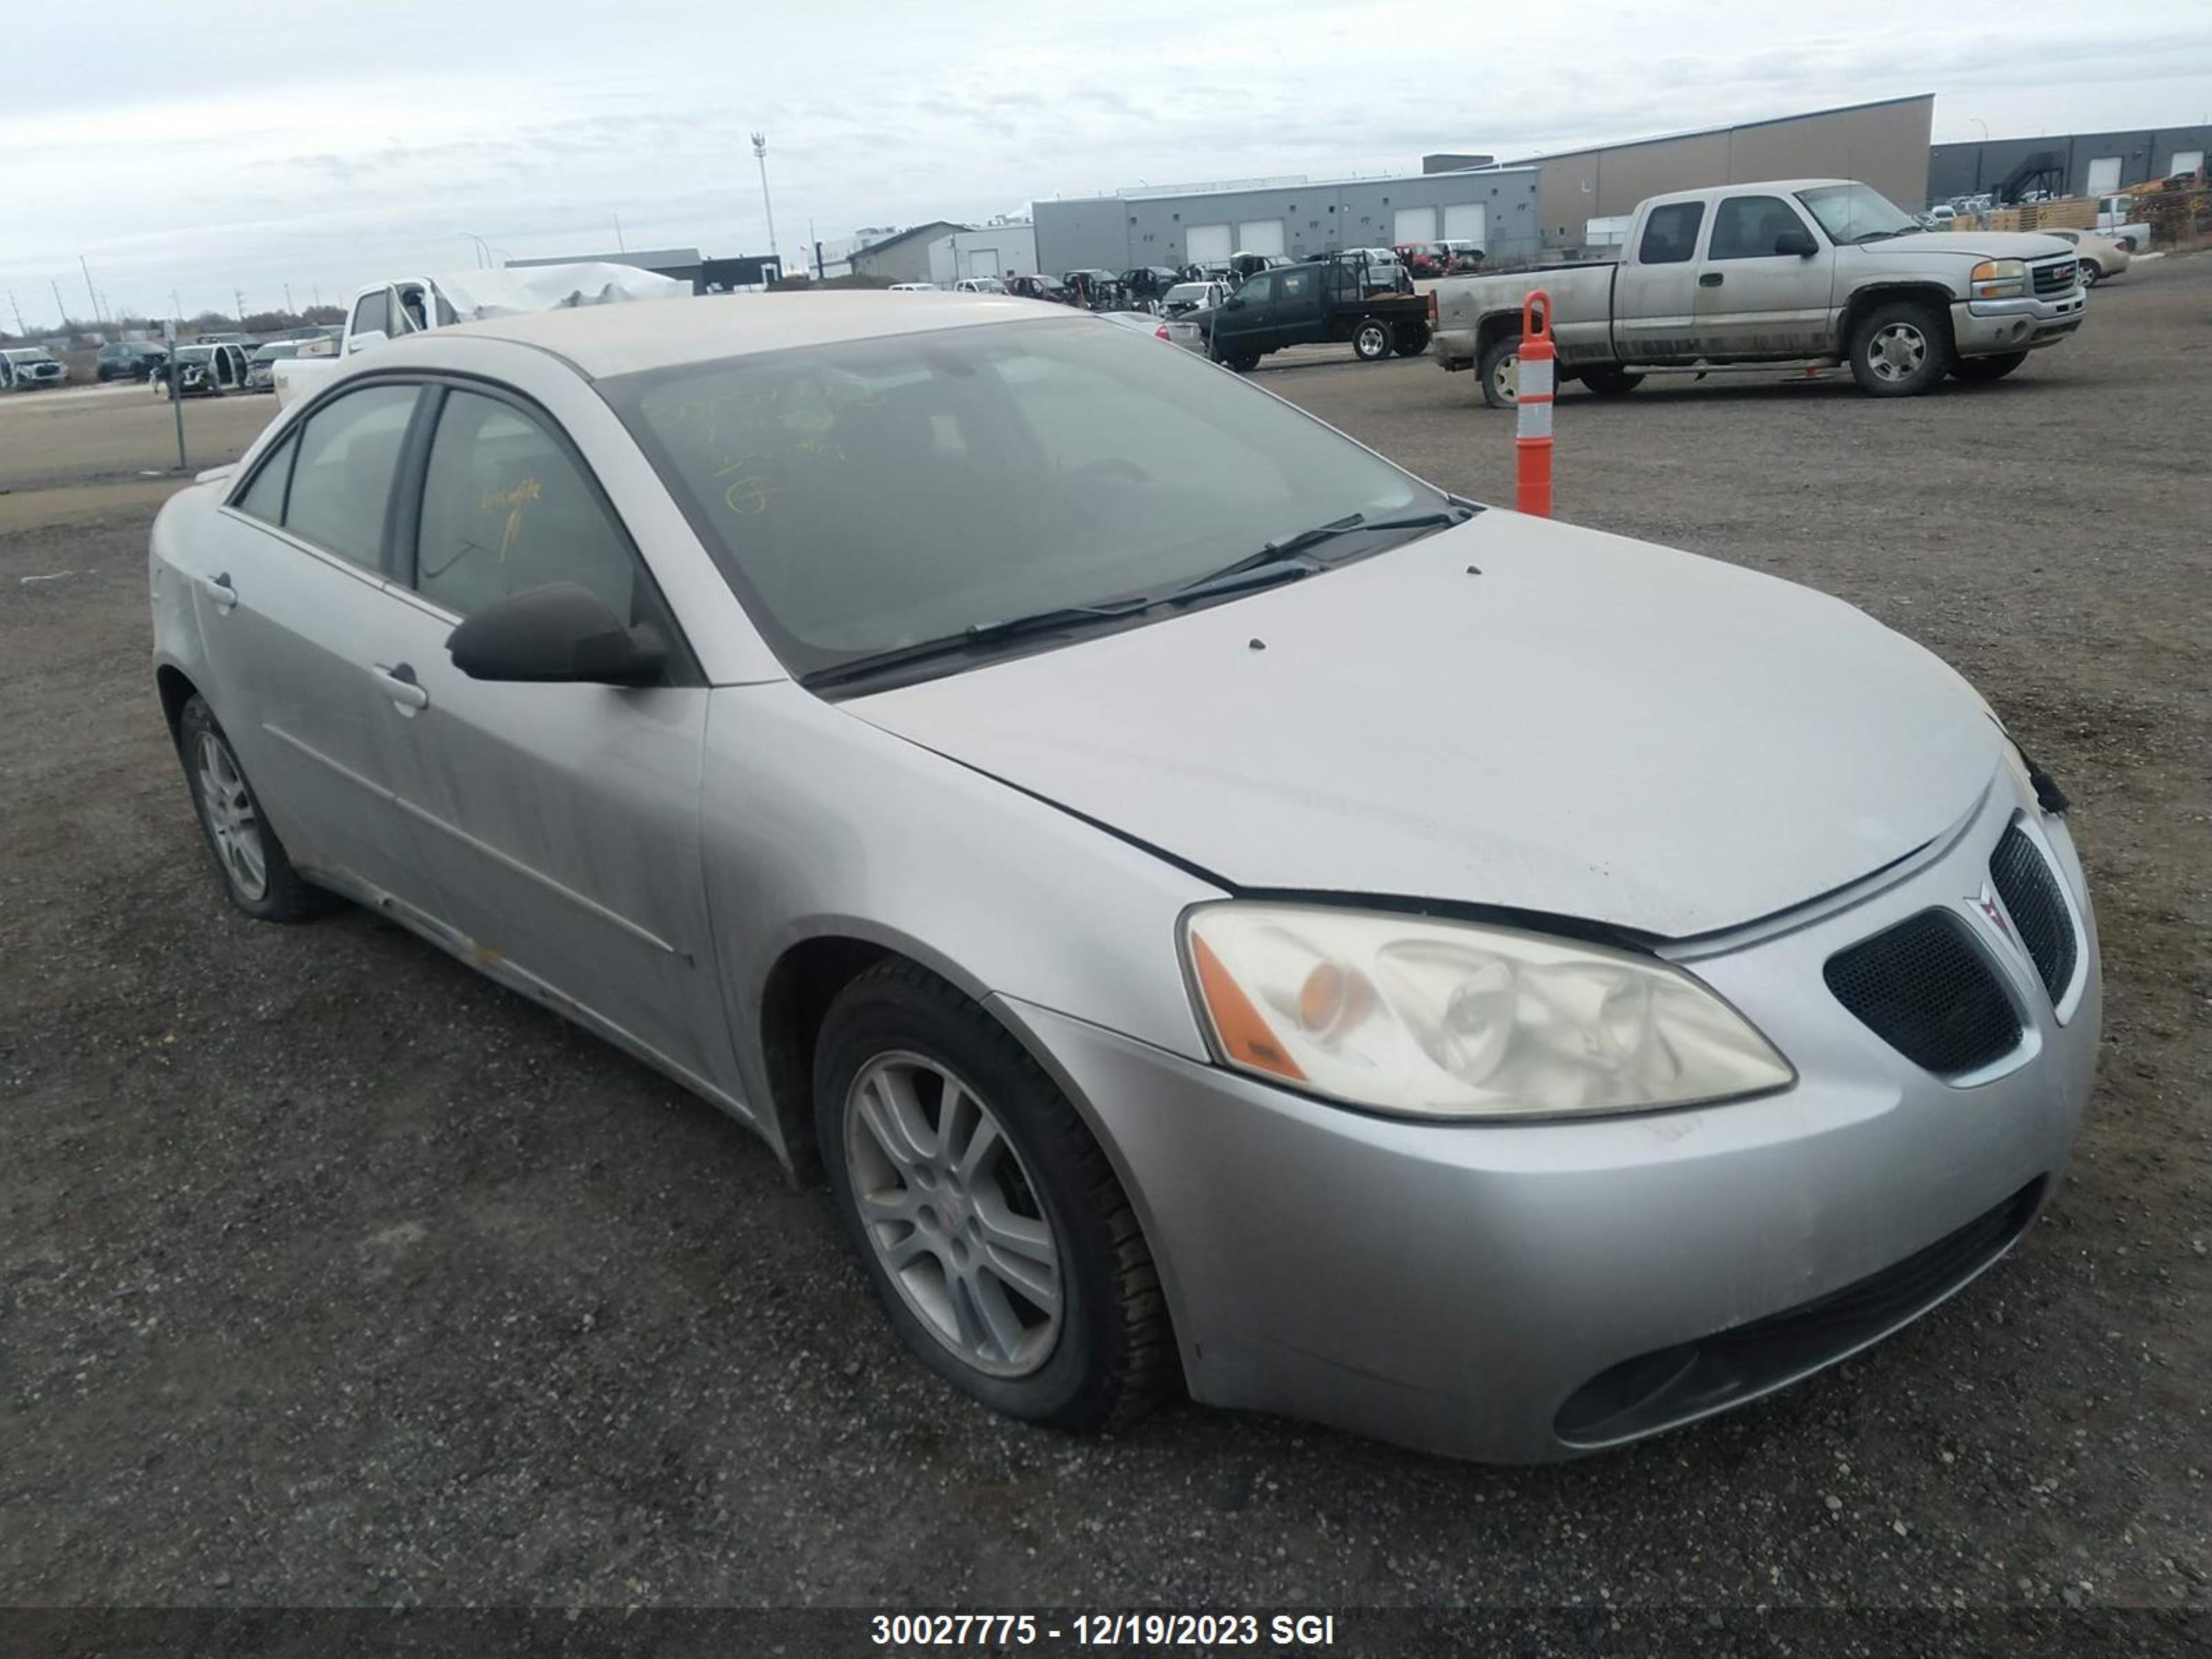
[{"x1": 1430, "y1": 94, "x2": 1936, "y2": 250}]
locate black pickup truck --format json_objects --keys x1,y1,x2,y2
[{"x1": 1193, "y1": 257, "x2": 1431, "y2": 370}]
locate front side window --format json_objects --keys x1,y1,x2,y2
[
  {"x1": 609, "y1": 317, "x2": 1437, "y2": 679},
  {"x1": 1638, "y1": 203, "x2": 1706, "y2": 264},
  {"x1": 411, "y1": 389, "x2": 644, "y2": 621},
  {"x1": 349, "y1": 290, "x2": 391, "y2": 342},
  {"x1": 1708, "y1": 196, "x2": 1806, "y2": 260},
  {"x1": 1235, "y1": 274, "x2": 1273, "y2": 304},
  {"x1": 281, "y1": 384, "x2": 419, "y2": 571}
]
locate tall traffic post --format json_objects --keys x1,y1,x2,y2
[{"x1": 1515, "y1": 290, "x2": 1555, "y2": 518}]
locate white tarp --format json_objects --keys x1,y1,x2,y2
[{"x1": 431, "y1": 262, "x2": 691, "y2": 321}]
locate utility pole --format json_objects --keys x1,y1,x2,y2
[
  {"x1": 79, "y1": 255, "x2": 102, "y2": 324},
  {"x1": 8, "y1": 290, "x2": 25, "y2": 336},
  {"x1": 234, "y1": 288, "x2": 247, "y2": 325},
  {"x1": 51, "y1": 279, "x2": 68, "y2": 329},
  {"x1": 284, "y1": 283, "x2": 294, "y2": 315},
  {"x1": 614, "y1": 212, "x2": 626, "y2": 253},
  {"x1": 751, "y1": 131, "x2": 778, "y2": 268}
]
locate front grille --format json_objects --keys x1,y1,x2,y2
[
  {"x1": 1824, "y1": 910, "x2": 2021, "y2": 1075},
  {"x1": 2033, "y1": 259, "x2": 2077, "y2": 295},
  {"x1": 1990, "y1": 826, "x2": 2077, "y2": 1003}
]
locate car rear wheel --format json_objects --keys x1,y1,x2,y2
[
  {"x1": 1848, "y1": 300, "x2": 1947, "y2": 397},
  {"x1": 2077, "y1": 259, "x2": 2102, "y2": 287},
  {"x1": 1580, "y1": 366, "x2": 1645, "y2": 397},
  {"x1": 1479, "y1": 334, "x2": 1521, "y2": 408},
  {"x1": 1950, "y1": 350, "x2": 2028, "y2": 384},
  {"x1": 1352, "y1": 319, "x2": 1395, "y2": 361},
  {"x1": 177, "y1": 695, "x2": 329, "y2": 922},
  {"x1": 815, "y1": 960, "x2": 1176, "y2": 1432},
  {"x1": 1392, "y1": 324, "x2": 1431, "y2": 356}
]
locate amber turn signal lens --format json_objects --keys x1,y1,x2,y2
[{"x1": 1190, "y1": 934, "x2": 1306, "y2": 1082}]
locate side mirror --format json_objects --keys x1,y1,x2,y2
[
  {"x1": 1774, "y1": 228, "x2": 1818, "y2": 258},
  {"x1": 345, "y1": 328, "x2": 388, "y2": 355},
  {"x1": 446, "y1": 583, "x2": 668, "y2": 687}
]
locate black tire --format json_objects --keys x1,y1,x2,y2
[
  {"x1": 1477, "y1": 332, "x2": 1522, "y2": 409},
  {"x1": 2077, "y1": 259, "x2": 2102, "y2": 287},
  {"x1": 1351, "y1": 317, "x2": 1395, "y2": 362},
  {"x1": 1847, "y1": 299, "x2": 1948, "y2": 397},
  {"x1": 1392, "y1": 324, "x2": 1431, "y2": 357},
  {"x1": 1580, "y1": 365, "x2": 1645, "y2": 396},
  {"x1": 1951, "y1": 350, "x2": 2028, "y2": 384},
  {"x1": 176, "y1": 695, "x2": 330, "y2": 922},
  {"x1": 814, "y1": 959, "x2": 1176, "y2": 1434},
  {"x1": 1220, "y1": 353, "x2": 1259, "y2": 372}
]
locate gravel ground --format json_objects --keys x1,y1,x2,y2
[{"x1": 3, "y1": 261, "x2": 2207, "y2": 1620}]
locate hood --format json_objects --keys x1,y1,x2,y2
[
  {"x1": 1906, "y1": 230, "x2": 2076, "y2": 261},
  {"x1": 847, "y1": 513, "x2": 2000, "y2": 940}
]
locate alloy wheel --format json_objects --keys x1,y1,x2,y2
[
  {"x1": 195, "y1": 731, "x2": 268, "y2": 900},
  {"x1": 1492, "y1": 351, "x2": 1521, "y2": 403},
  {"x1": 1866, "y1": 322, "x2": 1927, "y2": 383},
  {"x1": 1357, "y1": 323, "x2": 1387, "y2": 357},
  {"x1": 844, "y1": 1051, "x2": 1063, "y2": 1378}
]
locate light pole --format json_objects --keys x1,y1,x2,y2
[
  {"x1": 462, "y1": 232, "x2": 493, "y2": 268},
  {"x1": 751, "y1": 131, "x2": 779, "y2": 272}
]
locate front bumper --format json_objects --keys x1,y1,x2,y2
[
  {"x1": 1953, "y1": 289, "x2": 2086, "y2": 355},
  {"x1": 999, "y1": 771, "x2": 2099, "y2": 1462}
]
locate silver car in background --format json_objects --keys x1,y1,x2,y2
[{"x1": 150, "y1": 294, "x2": 2099, "y2": 1461}]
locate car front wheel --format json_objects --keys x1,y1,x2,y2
[
  {"x1": 1951, "y1": 350, "x2": 2028, "y2": 384},
  {"x1": 815, "y1": 961, "x2": 1175, "y2": 1432},
  {"x1": 1848, "y1": 300, "x2": 1947, "y2": 397}
]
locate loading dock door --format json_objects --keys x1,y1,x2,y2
[
  {"x1": 1186, "y1": 223, "x2": 1233, "y2": 265},
  {"x1": 1443, "y1": 203, "x2": 1488, "y2": 247},
  {"x1": 2086, "y1": 156, "x2": 2122, "y2": 196},
  {"x1": 1393, "y1": 207, "x2": 1438, "y2": 244},
  {"x1": 965, "y1": 246, "x2": 1002, "y2": 278},
  {"x1": 1235, "y1": 219, "x2": 1285, "y2": 256}
]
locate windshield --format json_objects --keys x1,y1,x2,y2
[
  {"x1": 5, "y1": 349, "x2": 46, "y2": 362},
  {"x1": 176, "y1": 346, "x2": 214, "y2": 364},
  {"x1": 609, "y1": 317, "x2": 1436, "y2": 680},
  {"x1": 1796, "y1": 183, "x2": 1919, "y2": 243}
]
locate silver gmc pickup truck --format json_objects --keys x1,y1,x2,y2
[{"x1": 1432, "y1": 179, "x2": 2088, "y2": 406}]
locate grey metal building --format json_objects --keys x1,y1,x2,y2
[
  {"x1": 1927, "y1": 126, "x2": 2211, "y2": 206},
  {"x1": 1032, "y1": 169, "x2": 1543, "y2": 274},
  {"x1": 850, "y1": 221, "x2": 971, "y2": 284}
]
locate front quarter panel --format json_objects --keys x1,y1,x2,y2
[{"x1": 700, "y1": 680, "x2": 1222, "y2": 1159}]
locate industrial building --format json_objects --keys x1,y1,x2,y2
[
  {"x1": 1455, "y1": 93, "x2": 1936, "y2": 248},
  {"x1": 848, "y1": 221, "x2": 969, "y2": 284},
  {"x1": 1033, "y1": 168, "x2": 1544, "y2": 274},
  {"x1": 1927, "y1": 126, "x2": 2211, "y2": 206},
  {"x1": 928, "y1": 221, "x2": 1039, "y2": 286}
]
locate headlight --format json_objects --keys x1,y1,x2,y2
[
  {"x1": 1970, "y1": 259, "x2": 2027, "y2": 299},
  {"x1": 1182, "y1": 903, "x2": 1792, "y2": 1121}
]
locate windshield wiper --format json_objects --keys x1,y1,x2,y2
[
  {"x1": 1168, "y1": 507, "x2": 1471, "y2": 603},
  {"x1": 800, "y1": 597, "x2": 1152, "y2": 690}
]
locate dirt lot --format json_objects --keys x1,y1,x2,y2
[{"x1": 3, "y1": 265, "x2": 2208, "y2": 1624}]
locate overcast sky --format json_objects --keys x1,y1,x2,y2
[{"x1": 4, "y1": 0, "x2": 2209, "y2": 329}]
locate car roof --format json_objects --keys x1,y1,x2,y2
[{"x1": 422, "y1": 292, "x2": 1058, "y2": 379}]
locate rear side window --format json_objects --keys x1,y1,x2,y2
[
  {"x1": 281, "y1": 384, "x2": 420, "y2": 571},
  {"x1": 234, "y1": 433, "x2": 297, "y2": 524},
  {"x1": 1709, "y1": 196, "x2": 1803, "y2": 260},
  {"x1": 1638, "y1": 203, "x2": 1705, "y2": 265},
  {"x1": 1277, "y1": 269, "x2": 1313, "y2": 303},
  {"x1": 411, "y1": 389, "x2": 644, "y2": 622}
]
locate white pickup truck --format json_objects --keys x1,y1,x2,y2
[
  {"x1": 272, "y1": 263, "x2": 691, "y2": 409},
  {"x1": 1431, "y1": 179, "x2": 2088, "y2": 406}
]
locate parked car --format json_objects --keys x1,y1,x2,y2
[
  {"x1": 1203, "y1": 259, "x2": 1431, "y2": 368},
  {"x1": 2037, "y1": 227, "x2": 2131, "y2": 285},
  {"x1": 3, "y1": 346, "x2": 70, "y2": 389},
  {"x1": 153, "y1": 342, "x2": 249, "y2": 398},
  {"x1": 1431, "y1": 178, "x2": 2087, "y2": 406},
  {"x1": 150, "y1": 292, "x2": 2101, "y2": 1463},
  {"x1": 1392, "y1": 243, "x2": 1450, "y2": 279},
  {"x1": 1340, "y1": 248, "x2": 1411, "y2": 294},
  {"x1": 1927, "y1": 204, "x2": 1958, "y2": 225},
  {"x1": 1226, "y1": 251, "x2": 1291, "y2": 282},
  {"x1": 245, "y1": 341, "x2": 304, "y2": 391},
  {"x1": 1436, "y1": 238, "x2": 1485, "y2": 272},
  {"x1": 1158, "y1": 280, "x2": 1230, "y2": 319},
  {"x1": 96, "y1": 341, "x2": 170, "y2": 382},
  {"x1": 1005, "y1": 273, "x2": 1076, "y2": 305},
  {"x1": 953, "y1": 276, "x2": 1007, "y2": 294},
  {"x1": 1118, "y1": 266, "x2": 1185, "y2": 307},
  {"x1": 888, "y1": 282, "x2": 939, "y2": 292}
]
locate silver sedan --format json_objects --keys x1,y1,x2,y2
[{"x1": 151, "y1": 294, "x2": 2100, "y2": 1461}]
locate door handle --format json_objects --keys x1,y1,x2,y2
[
  {"x1": 1698, "y1": 272, "x2": 1724, "y2": 288},
  {"x1": 371, "y1": 662, "x2": 430, "y2": 712},
  {"x1": 198, "y1": 571, "x2": 238, "y2": 612}
]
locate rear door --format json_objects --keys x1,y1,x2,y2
[
  {"x1": 191, "y1": 382, "x2": 445, "y2": 912},
  {"x1": 371, "y1": 381, "x2": 727, "y2": 1088},
  {"x1": 1692, "y1": 192, "x2": 1833, "y2": 357},
  {"x1": 1613, "y1": 199, "x2": 1705, "y2": 362}
]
